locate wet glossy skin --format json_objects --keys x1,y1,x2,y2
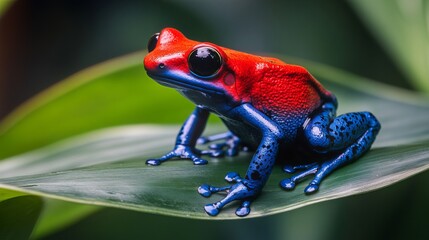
[{"x1": 143, "y1": 28, "x2": 380, "y2": 217}]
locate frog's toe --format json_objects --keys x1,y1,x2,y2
[
  {"x1": 197, "y1": 184, "x2": 212, "y2": 197},
  {"x1": 146, "y1": 159, "x2": 162, "y2": 166},
  {"x1": 196, "y1": 136, "x2": 209, "y2": 145},
  {"x1": 235, "y1": 200, "x2": 251, "y2": 217},
  {"x1": 197, "y1": 184, "x2": 230, "y2": 197},
  {"x1": 304, "y1": 183, "x2": 319, "y2": 194},
  {"x1": 204, "y1": 203, "x2": 220, "y2": 216},
  {"x1": 200, "y1": 149, "x2": 225, "y2": 158},
  {"x1": 279, "y1": 178, "x2": 296, "y2": 190},
  {"x1": 210, "y1": 151, "x2": 224, "y2": 157},
  {"x1": 283, "y1": 163, "x2": 318, "y2": 174},
  {"x1": 224, "y1": 172, "x2": 242, "y2": 183},
  {"x1": 283, "y1": 165, "x2": 296, "y2": 173},
  {"x1": 192, "y1": 158, "x2": 208, "y2": 165},
  {"x1": 209, "y1": 143, "x2": 226, "y2": 150}
]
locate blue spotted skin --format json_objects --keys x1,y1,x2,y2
[{"x1": 280, "y1": 102, "x2": 381, "y2": 193}]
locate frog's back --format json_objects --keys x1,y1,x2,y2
[{"x1": 248, "y1": 61, "x2": 336, "y2": 143}]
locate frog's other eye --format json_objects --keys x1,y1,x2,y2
[
  {"x1": 147, "y1": 33, "x2": 159, "y2": 53},
  {"x1": 188, "y1": 46, "x2": 222, "y2": 78}
]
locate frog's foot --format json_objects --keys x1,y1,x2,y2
[
  {"x1": 280, "y1": 159, "x2": 349, "y2": 194},
  {"x1": 146, "y1": 145, "x2": 207, "y2": 166},
  {"x1": 197, "y1": 132, "x2": 247, "y2": 157},
  {"x1": 198, "y1": 172, "x2": 257, "y2": 217},
  {"x1": 280, "y1": 163, "x2": 319, "y2": 192}
]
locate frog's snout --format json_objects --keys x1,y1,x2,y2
[{"x1": 143, "y1": 53, "x2": 166, "y2": 73}]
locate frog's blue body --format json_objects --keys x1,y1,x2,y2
[{"x1": 144, "y1": 28, "x2": 381, "y2": 217}]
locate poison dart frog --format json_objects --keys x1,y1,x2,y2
[{"x1": 143, "y1": 28, "x2": 380, "y2": 217}]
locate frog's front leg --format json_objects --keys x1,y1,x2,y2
[
  {"x1": 280, "y1": 102, "x2": 380, "y2": 193},
  {"x1": 198, "y1": 103, "x2": 285, "y2": 217},
  {"x1": 146, "y1": 107, "x2": 209, "y2": 166}
]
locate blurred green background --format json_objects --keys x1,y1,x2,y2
[{"x1": 0, "y1": 0, "x2": 428, "y2": 239}]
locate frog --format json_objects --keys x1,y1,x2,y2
[{"x1": 143, "y1": 28, "x2": 380, "y2": 217}]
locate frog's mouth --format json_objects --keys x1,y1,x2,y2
[{"x1": 146, "y1": 71, "x2": 225, "y2": 96}]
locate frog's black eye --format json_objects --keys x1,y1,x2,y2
[
  {"x1": 188, "y1": 46, "x2": 222, "y2": 78},
  {"x1": 147, "y1": 33, "x2": 159, "y2": 53}
]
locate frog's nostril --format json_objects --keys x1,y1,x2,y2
[{"x1": 158, "y1": 63, "x2": 165, "y2": 69}]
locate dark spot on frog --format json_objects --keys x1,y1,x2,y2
[{"x1": 251, "y1": 171, "x2": 261, "y2": 180}]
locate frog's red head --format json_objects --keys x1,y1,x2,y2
[{"x1": 144, "y1": 28, "x2": 264, "y2": 108}]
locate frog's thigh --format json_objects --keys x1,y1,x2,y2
[
  {"x1": 301, "y1": 106, "x2": 380, "y2": 192},
  {"x1": 303, "y1": 106, "x2": 380, "y2": 154}
]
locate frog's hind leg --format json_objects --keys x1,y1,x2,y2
[{"x1": 280, "y1": 102, "x2": 380, "y2": 194}]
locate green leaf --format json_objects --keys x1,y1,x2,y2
[
  {"x1": 0, "y1": 76, "x2": 428, "y2": 219},
  {"x1": 0, "y1": 195, "x2": 43, "y2": 239},
  {"x1": 31, "y1": 200, "x2": 99, "y2": 239},
  {"x1": 0, "y1": 188, "x2": 25, "y2": 202},
  {"x1": 0, "y1": 123, "x2": 427, "y2": 220},
  {"x1": 349, "y1": 0, "x2": 429, "y2": 92}
]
